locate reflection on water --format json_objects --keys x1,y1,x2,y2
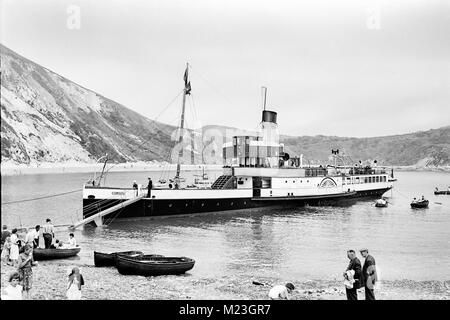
[{"x1": 1, "y1": 170, "x2": 450, "y2": 282}]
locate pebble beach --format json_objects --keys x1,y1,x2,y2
[{"x1": 2, "y1": 262, "x2": 449, "y2": 300}]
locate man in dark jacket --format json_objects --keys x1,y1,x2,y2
[
  {"x1": 360, "y1": 248, "x2": 377, "y2": 300},
  {"x1": 343, "y1": 249, "x2": 362, "y2": 300},
  {"x1": 147, "y1": 178, "x2": 152, "y2": 198}
]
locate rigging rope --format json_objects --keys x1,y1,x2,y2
[{"x1": 1, "y1": 189, "x2": 82, "y2": 205}]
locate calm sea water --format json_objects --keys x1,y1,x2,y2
[{"x1": 1, "y1": 170, "x2": 450, "y2": 282}]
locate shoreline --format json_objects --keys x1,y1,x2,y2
[
  {"x1": 0, "y1": 163, "x2": 224, "y2": 176},
  {"x1": 1, "y1": 263, "x2": 448, "y2": 300},
  {"x1": 1, "y1": 163, "x2": 449, "y2": 176}
]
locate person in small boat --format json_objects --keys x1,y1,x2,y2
[
  {"x1": 1, "y1": 271, "x2": 23, "y2": 300},
  {"x1": 67, "y1": 233, "x2": 77, "y2": 248},
  {"x1": 54, "y1": 239, "x2": 65, "y2": 249},
  {"x1": 66, "y1": 267, "x2": 84, "y2": 300},
  {"x1": 9, "y1": 228, "x2": 20, "y2": 267},
  {"x1": 268, "y1": 283, "x2": 295, "y2": 300},
  {"x1": 1, "y1": 236, "x2": 11, "y2": 265},
  {"x1": 412, "y1": 197, "x2": 417, "y2": 203},
  {"x1": 421, "y1": 195, "x2": 425, "y2": 201},
  {"x1": 147, "y1": 177, "x2": 153, "y2": 198},
  {"x1": 42, "y1": 218, "x2": 55, "y2": 249},
  {"x1": 17, "y1": 244, "x2": 38, "y2": 299}
]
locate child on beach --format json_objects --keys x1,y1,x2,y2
[
  {"x1": 66, "y1": 267, "x2": 84, "y2": 300},
  {"x1": 1, "y1": 236, "x2": 11, "y2": 265},
  {"x1": 17, "y1": 244, "x2": 38, "y2": 299},
  {"x1": 1, "y1": 271, "x2": 23, "y2": 300}
]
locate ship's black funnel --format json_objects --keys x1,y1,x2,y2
[{"x1": 262, "y1": 110, "x2": 277, "y2": 124}]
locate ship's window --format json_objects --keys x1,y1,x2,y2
[
  {"x1": 201, "y1": 203, "x2": 205, "y2": 207},
  {"x1": 244, "y1": 201, "x2": 247, "y2": 205},
  {"x1": 285, "y1": 180, "x2": 288, "y2": 183},
  {"x1": 383, "y1": 176, "x2": 386, "y2": 182},
  {"x1": 307, "y1": 180, "x2": 309, "y2": 183},
  {"x1": 185, "y1": 203, "x2": 188, "y2": 207},
  {"x1": 231, "y1": 202, "x2": 234, "y2": 206},
  {"x1": 169, "y1": 204, "x2": 172, "y2": 207},
  {"x1": 217, "y1": 202, "x2": 220, "y2": 206},
  {"x1": 376, "y1": 176, "x2": 379, "y2": 183}
]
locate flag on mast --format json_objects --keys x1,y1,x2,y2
[{"x1": 184, "y1": 64, "x2": 191, "y2": 95}]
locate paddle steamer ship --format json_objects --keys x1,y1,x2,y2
[{"x1": 80, "y1": 65, "x2": 394, "y2": 226}]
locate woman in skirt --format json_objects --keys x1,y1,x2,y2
[{"x1": 17, "y1": 244, "x2": 38, "y2": 299}]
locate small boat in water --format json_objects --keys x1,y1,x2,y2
[
  {"x1": 94, "y1": 250, "x2": 144, "y2": 267},
  {"x1": 375, "y1": 198, "x2": 388, "y2": 207},
  {"x1": 33, "y1": 247, "x2": 81, "y2": 261},
  {"x1": 434, "y1": 190, "x2": 450, "y2": 195},
  {"x1": 410, "y1": 200, "x2": 429, "y2": 209},
  {"x1": 116, "y1": 255, "x2": 195, "y2": 276}
]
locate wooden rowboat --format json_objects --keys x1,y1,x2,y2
[
  {"x1": 410, "y1": 200, "x2": 429, "y2": 208},
  {"x1": 33, "y1": 247, "x2": 81, "y2": 261},
  {"x1": 116, "y1": 255, "x2": 195, "y2": 276},
  {"x1": 94, "y1": 251, "x2": 144, "y2": 267}
]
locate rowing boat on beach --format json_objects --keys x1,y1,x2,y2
[
  {"x1": 94, "y1": 250, "x2": 144, "y2": 267},
  {"x1": 116, "y1": 255, "x2": 195, "y2": 276},
  {"x1": 33, "y1": 247, "x2": 81, "y2": 261}
]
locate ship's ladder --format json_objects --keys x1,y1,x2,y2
[
  {"x1": 69, "y1": 195, "x2": 145, "y2": 229},
  {"x1": 211, "y1": 175, "x2": 233, "y2": 189}
]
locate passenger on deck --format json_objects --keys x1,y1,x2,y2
[
  {"x1": 147, "y1": 177, "x2": 153, "y2": 198},
  {"x1": 132, "y1": 181, "x2": 138, "y2": 196}
]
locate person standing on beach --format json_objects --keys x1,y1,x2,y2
[
  {"x1": 9, "y1": 229, "x2": 20, "y2": 267},
  {"x1": 1, "y1": 225, "x2": 11, "y2": 246},
  {"x1": 360, "y1": 248, "x2": 377, "y2": 300},
  {"x1": 25, "y1": 225, "x2": 40, "y2": 249},
  {"x1": 66, "y1": 267, "x2": 84, "y2": 300},
  {"x1": 17, "y1": 244, "x2": 38, "y2": 299},
  {"x1": 147, "y1": 177, "x2": 153, "y2": 198},
  {"x1": 1, "y1": 236, "x2": 12, "y2": 265},
  {"x1": 343, "y1": 250, "x2": 362, "y2": 300},
  {"x1": 42, "y1": 219, "x2": 55, "y2": 249}
]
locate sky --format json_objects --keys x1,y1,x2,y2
[{"x1": 1, "y1": 0, "x2": 449, "y2": 137}]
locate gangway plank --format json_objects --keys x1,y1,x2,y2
[{"x1": 69, "y1": 195, "x2": 145, "y2": 229}]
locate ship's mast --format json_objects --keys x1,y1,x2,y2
[{"x1": 174, "y1": 63, "x2": 191, "y2": 188}]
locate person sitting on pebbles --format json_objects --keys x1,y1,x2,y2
[{"x1": 268, "y1": 283, "x2": 295, "y2": 300}]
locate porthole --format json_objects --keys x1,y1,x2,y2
[
  {"x1": 201, "y1": 203, "x2": 205, "y2": 207},
  {"x1": 185, "y1": 203, "x2": 188, "y2": 207},
  {"x1": 217, "y1": 202, "x2": 220, "y2": 206},
  {"x1": 244, "y1": 201, "x2": 247, "y2": 205},
  {"x1": 231, "y1": 202, "x2": 234, "y2": 206},
  {"x1": 168, "y1": 203, "x2": 172, "y2": 207}
]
